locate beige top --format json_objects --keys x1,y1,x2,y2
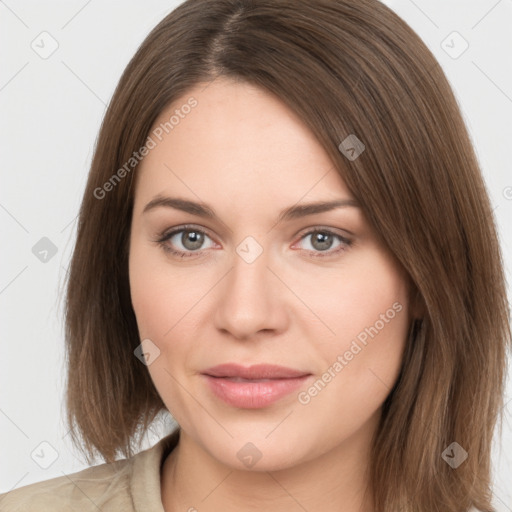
[{"x1": 0, "y1": 429, "x2": 180, "y2": 511}]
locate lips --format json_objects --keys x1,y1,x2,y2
[
  {"x1": 202, "y1": 363, "x2": 310, "y2": 379},
  {"x1": 201, "y1": 363, "x2": 312, "y2": 409}
]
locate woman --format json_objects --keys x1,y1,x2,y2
[{"x1": 1, "y1": 0, "x2": 509, "y2": 511}]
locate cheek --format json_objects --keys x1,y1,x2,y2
[
  {"x1": 128, "y1": 238, "x2": 203, "y2": 339},
  {"x1": 331, "y1": 256, "x2": 409, "y2": 383},
  {"x1": 296, "y1": 252, "x2": 410, "y2": 432},
  {"x1": 129, "y1": 243, "x2": 203, "y2": 427},
  {"x1": 326, "y1": 300, "x2": 409, "y2": 396},
  {"x1": 292, "y1": 244, "x2": 409, "y2": 352}
]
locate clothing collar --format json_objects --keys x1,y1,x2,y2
[{"x1": 130, "y1": 428, "x2": 180, "y2": 512}]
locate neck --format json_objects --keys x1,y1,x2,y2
[{"x1": 161, "y1": 413, "x2": 378, "y2": 512}]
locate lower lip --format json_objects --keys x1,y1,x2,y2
[{"x1": 202, "y1": 374, "x2": 311, "y2": 409}]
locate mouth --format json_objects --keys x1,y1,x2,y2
[
  {"x1": 202, "y1": 363, "x2": 310, "y2": 380},
  {"x1": 210, "y1": 377, "x2": 284, "y2": 382},
  {"x1": 201, "y1": 363, "x2": 312, "y2": 409}
]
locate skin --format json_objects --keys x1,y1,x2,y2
[{"x1": 128, "y1": 77, "x2": 414, "y2": 512}]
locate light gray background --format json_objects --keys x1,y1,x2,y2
[{"x1": 1, "y1": 0, "x2": 511, "y2": 509}]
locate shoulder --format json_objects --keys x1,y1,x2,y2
[
  {"x1": 0, "y1": 456, "x2": 134, "y2": 511},
  {"x1": 0, "y1": 429, "x2": 180, "y2": 512}
]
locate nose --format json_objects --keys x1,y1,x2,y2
[{"x1": 213, "y1": 244, "x2": 289, "y2": 341}]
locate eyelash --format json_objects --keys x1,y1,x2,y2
[{"x1": 154, "y1": 224, "x2": 353, "y2": 260}]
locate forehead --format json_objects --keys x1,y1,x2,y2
[{"x1": 134, "y1": 78, "x2": 353, "y2": 211}]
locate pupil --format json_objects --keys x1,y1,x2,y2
[
  {"x1": 313, "y1": 232, "x2": 332, "y2": 251},
  {"x1": 183, "y1": 230, "x2": 203, "y2": 250}
]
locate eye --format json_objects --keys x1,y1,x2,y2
[
  {"x1": 156, "y1": 225, "x2": 216, "y2": 258},
  {"x1": 292, "y1": 228, "x2": 352, "y2": 258}
]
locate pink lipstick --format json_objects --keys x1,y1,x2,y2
[{"x1": 201, "y1": 363, "x2": 312, "y2": 409}]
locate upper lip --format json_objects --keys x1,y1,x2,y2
[{"x1": 202, "y1": 363, "x2": 310, "y2": 379}]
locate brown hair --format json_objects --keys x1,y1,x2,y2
[{"x1": 63, "y1": 0, "x2": 511, "y2": 510}]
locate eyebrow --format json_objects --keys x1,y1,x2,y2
[{"x1": 142, "y1": 195, "x2": 360, "y2": 223}]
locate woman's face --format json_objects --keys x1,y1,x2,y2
[{"x1": 129, "y1": 77, "x2": 412, "y2": 471}]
